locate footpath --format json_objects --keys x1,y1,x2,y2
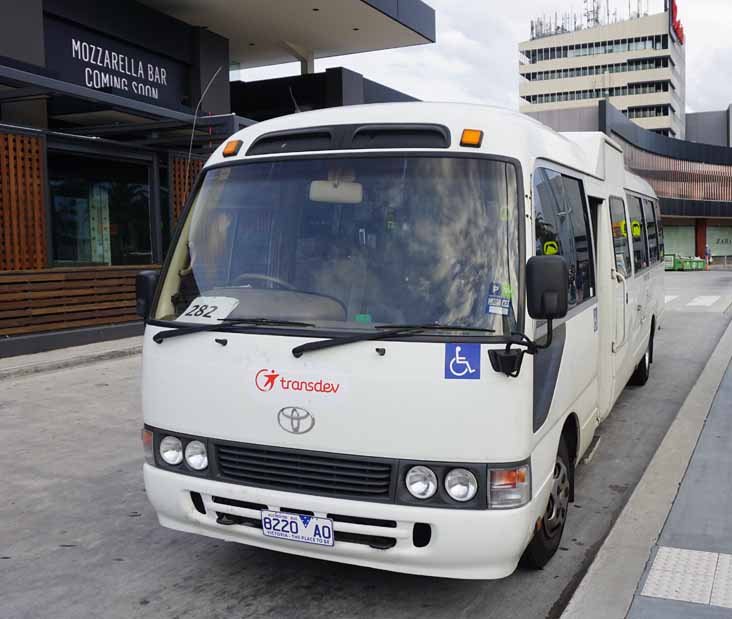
[
  {"x1": 563, "y1": 320, "x2": 732, "y2": 618},
  {"x1": 0, "y1": 336, "x2": 142, "y2": 381}
]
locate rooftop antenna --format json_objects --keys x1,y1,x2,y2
[
  {"x1": 288, "y1": 86, "x2": 302, "y2": 113},
  {"x1": 185, "y1": 65, "x2": 223, "y2": 187}
]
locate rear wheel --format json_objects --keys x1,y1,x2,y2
[
  {"x1": 629, "y1": 329, "x2": 653, "y2": 386},
  {"x1": 522, "y1": 437, "x2": 571, "y2": 569}
]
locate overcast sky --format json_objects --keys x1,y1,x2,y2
[{"x1": 238, "y1": 0, "x2": 731, "y2": 114}]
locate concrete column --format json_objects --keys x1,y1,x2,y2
[
  {"x1": 189, "y1": 28, "x2": 231, "y2": 115},
  {"x1": 0, "y1": 0, "x2": 48, "y2": 128},
  {"x1": 695, "y1": 218, "x2": 707, "y2": 258}
]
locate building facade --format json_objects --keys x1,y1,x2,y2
[
  {"x1": 529, "y1": 101, "x2": 732, "y2": 263},
  {"x1": 0, "y1": 0, "x2": 435, "y2": 356},
  {"x1": 519, "y1": 1, "x2": 686, "y2": 138}
]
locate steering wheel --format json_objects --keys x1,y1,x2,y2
[{"x1": 231, "y1": 273, "x2": 297, "y2": 290}]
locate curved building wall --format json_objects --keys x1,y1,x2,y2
[{"x1": 599, "y1": 101, "x2": 732, "y2": 259}]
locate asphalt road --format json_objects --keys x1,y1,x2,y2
[{"x1": 2, "y1": 271, "x2": 732, "y2": 619}]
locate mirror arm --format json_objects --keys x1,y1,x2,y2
[{"x1": 535, "y1": 318, "x2": 553, "y2": 350}]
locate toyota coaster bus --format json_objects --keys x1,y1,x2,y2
[{"x1": 137, "y1": 103, "x2": 664, "y2": 579}]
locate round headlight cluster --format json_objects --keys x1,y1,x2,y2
[
  {"x1": 159, "y1": 436, "x2": 208, "y2": 471},
  {"x1": 159, "y1": 436, "x2": 183, "y2": 465},
  {"x1": 405, "y1": 466, "x2": 478, "y2": 502},
  {"x1": 185, "y1": 440, "x2": 208, "y2": 470},
  {"x1": 444, "y1": 468, "x2": 478, "y2": 502},
  {"x1": 405, "y1": 466, "x2": 438, "y2": 499}
]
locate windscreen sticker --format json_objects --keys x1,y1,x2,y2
[
  {"x1": 444, "y1": 343, "x2": 481, "y2": 380},
  {"x1": 486, "y1": 282, "x2": 511, "y2": 316},
  {"x1": 177, "y1": 296, "x2": 240, "y2": 324}
]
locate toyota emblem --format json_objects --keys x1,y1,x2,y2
[{"x1": 277, "y1": 407, "x2": 315, "y2": 434}]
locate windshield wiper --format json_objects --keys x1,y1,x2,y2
[
  {"x1": 375, "y1": 323, "x2": 497, "y2": 334},
  {"x1": 291, "y1": 323, "x2": 495, "y2": 358},
  {"x1": 153, "y1": 318, "x2": 315, "y2": 344}
]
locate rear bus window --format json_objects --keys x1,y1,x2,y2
[{"x1": 654, "y1": 201, "x2": 665, "y2": 258}]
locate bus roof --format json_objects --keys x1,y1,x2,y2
[{"x1": 206, "y1": 102, "x2": 615, "y2": 179}]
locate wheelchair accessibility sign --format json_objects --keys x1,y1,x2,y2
[{"x1": 444, "y1": 344, "x2": 481, "y2": 380}]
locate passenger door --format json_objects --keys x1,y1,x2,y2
[
  {"x1": 626, "y1": 193, "x2": 651, "y2": 360},
  {"x1": 608, "y1": 197, "x2": 635, "y2": 397},
  {"x1": 533, "y1": 168, "x2": 598, "y2": 433}
]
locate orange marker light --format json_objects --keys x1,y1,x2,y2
[
  {"x1": 460, "y1": 129, "x2": 483, "y2": 148},
  {"x1": 222, "y1": 139, "x2": 243, "y2": 157}
]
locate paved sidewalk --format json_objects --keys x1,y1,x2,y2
[
  {"x1": 563, "y1": 319, "x2": 732, "y2": 619},
  {"x1": 628, "y1": 358, "x2": 732, "y2": 618},
  {"x1": 0, "y1": 336, "x2": 142, "y2": 380}
]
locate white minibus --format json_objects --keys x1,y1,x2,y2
[{"x1": 137, "y1": 103, "x2": 664, "y2": 579}]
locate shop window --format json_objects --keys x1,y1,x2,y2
[
  {"x1": 642, "y1": 199, "x2": 659, "y2": 263},
  {"x1": 534, "y1": 168, "x2": 595, "y2": 309},
  {"x1": 626, "y1": 194, "x2": 649, "y2": 273},
  {"x1": 49, "y1": 153, "x2": 152, "y2": 266}
]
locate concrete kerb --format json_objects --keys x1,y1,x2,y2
[
  {"x1": 0, "y1": 337, "x2": 143, "y2": 381},
  {"x1": 561, "y1": 320, "x2": 732, "y2": 619}
]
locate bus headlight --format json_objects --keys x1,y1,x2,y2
[
  {"x1": 160, "y1": 436, "x2": 183, "y2": 465},
  {"x1": 489, "y1": 464, "x2": 531, "y2": 509},
  {"x1": 185, "y1": 440, "x2": 208, "y2": 471},
  {"x1": 406, "y1": 466, "x2": 438, "y2": 499},
  {"x1": 445, "y1": 468, "x2": 478, "y2": 502}
]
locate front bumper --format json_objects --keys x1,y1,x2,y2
[{"x1": 144, "y1": 464, "x2": 542, "y2": 579}]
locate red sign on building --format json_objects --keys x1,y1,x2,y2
[{"x1": 668, "y1": 0, "x2": 685, "y2": 45}]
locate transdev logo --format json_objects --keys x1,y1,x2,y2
[{"x1": 255, "y1": 369, "x2": 341, "y2": 394}]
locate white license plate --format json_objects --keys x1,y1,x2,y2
[{"x1": 261, "y1": 510, "x2": 335, "y2": 547}]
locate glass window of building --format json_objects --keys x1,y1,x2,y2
[{"x1": 49, "y1": 153, "x2": 152, "y2": 266}]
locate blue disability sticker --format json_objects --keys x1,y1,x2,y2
[{"x1": 445, "y1": 343, "x2": 481, "y2": 380}]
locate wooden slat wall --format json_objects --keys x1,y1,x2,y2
[
  {"x1": 171, "y1": 157, "x2": 204, "y2": 223},
  {"x1": 0, "y1": 133, "x2": 46, "y2": 271},
  {"x1": 0, "y1": 266, "x2": 154, "y2": 336}
]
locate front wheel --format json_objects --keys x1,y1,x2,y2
[{"x1": 521, "y1": 437, "x2": 571, "y2": 569}]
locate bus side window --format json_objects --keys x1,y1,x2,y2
[
  {"x1": 609, "y1": 197, "x2": 632, "y2": 278},
  {"x1": 563, "y1": 176, "x2": 595, "y2": 302},
  {"x1": 626, "y1": 194, "x2": 649, "y2": 273},
  {"x1": 533, "y1": 168, "x2": 594, "y2": 307},
  {"x1": 654, "y1": 201, "x2": 665, "y2": 258},
  {"x1": 642, "y1": 198, "x2": 659, "y2": 263}
]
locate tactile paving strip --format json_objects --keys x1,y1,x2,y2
[
  {"x1": 711, "y1": 553, "x2": 732, "y2": 609},
  {"x1": 640, "y1": 546, "x2": 732, "y2": 609}
]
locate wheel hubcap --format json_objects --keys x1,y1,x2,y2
[{"x1": 544, "y1": 458, "x2": 570, "y2": 537}]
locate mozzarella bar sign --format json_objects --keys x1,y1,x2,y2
[
  {"x1": 71, "y1": 39, "x2": 168, "y2": 101},
  {"x1": 45, "y1": 17, "x2": 188, "y2": 109}
]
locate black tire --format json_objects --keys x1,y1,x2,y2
[
  {"x1": 521, "y1": 436, "x2": 571, "y2": 569},
  {"x1": 629, "y1": 330, "x2": 652, "y2": 386}
]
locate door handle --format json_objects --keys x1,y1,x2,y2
[{"x1": 613, "y1": 270, "x2": 628, "y2": 304}]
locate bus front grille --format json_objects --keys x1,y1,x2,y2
[{"x1": 213, "y1": 442, "x2": 395, "y2": 500}]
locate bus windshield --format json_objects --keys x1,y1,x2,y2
[{"x1": 155, "y1": 156, "x2": 522, "y2": 335}]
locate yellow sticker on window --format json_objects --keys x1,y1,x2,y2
[
  {"x1": 543, "y1": 241, "x2": 559, "y2": 255},
  {"x1": 631, "y1": 220, "x2": 642, "y2": 238}
]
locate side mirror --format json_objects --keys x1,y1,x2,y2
[
  {"x1": 526, "y1": 256, "x2": 569, "y2": 320},
  {"x1": 136, "y1": 270, "x2": 160, "y2": 320}
]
